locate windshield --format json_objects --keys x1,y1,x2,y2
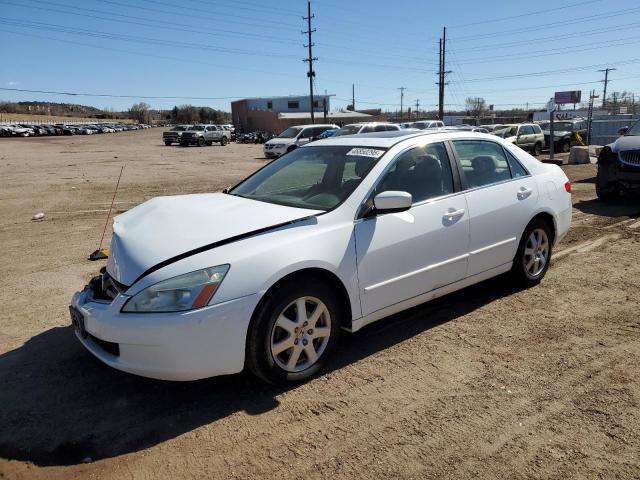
[
  {"x1": 277, "y1": 127, "x2": 302, "y2": 139},
  {"x1": 229, "y1": 145, "x2": 386, "y2": 210},
  {"x1": 334, "y1": 125, "x2": 362, "y2": 136},
  {"x1": 172, "y1": 126, "x2": 188, "y2": 131},
  {"x1": 627, "y1": 121, "x2": 640, "y2": 136}
]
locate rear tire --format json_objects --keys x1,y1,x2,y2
[
  {"x1": 510, "y1": 218, "x2": 553, "y2": 288},
  {"x1": 560, "y1": 140, "x2": 571, "y2": 153},
  {"x1": 532, "y1": 142, "x2": 542, "y2": 156},
  {"x1": 246, "y1": 278, "x2": 341, "y2": 385}
]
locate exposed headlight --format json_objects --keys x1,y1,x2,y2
[{"x1": 122, "y1": 265, "x2": 230, "y2": 313}]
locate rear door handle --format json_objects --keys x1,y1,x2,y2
[
  {"x1": 443, "y1": 208, "x2": 465, "y2": 224},
  {"x1": 517, "y1": 187, "x2": 533, "y2": 200}
]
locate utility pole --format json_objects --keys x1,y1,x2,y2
[
  {"x1": 598, "y1": 67, "x2": 616, "y2": 109},
  {"x1": 415, "y1": 99, "x2": 420, "y2": 119},
  {"x1": 612, "y1": 91, "x2": 617, "y2": 114},
  {"x1": 436, "y1": 27, "x2": 451, "y2": 121},
  {"x1": 352, "y1": 83, "x2": 355, "y2": 111},
  {"x1": 398, "y1": 87, "x2": 406, "y2": 121},
  {"x1": 302, "y1": 1, "x2": 317, "y2": 123}
]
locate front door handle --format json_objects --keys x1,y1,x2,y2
[
  {"x1": 443, "y1": 208, "x2": 465, "y2": 224},
  {"x1": 517, "y1": 187, "x2": 533, "y2": 200}
]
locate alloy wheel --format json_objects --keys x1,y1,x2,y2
[
  {"x1": 270, "y1": 296, "x2": 331, "y2": 373},
  {"x1": 523, "y1": 228, "x2": 549, "y2": 277}
]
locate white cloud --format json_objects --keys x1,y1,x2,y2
[{"x1": 7, "y1": 81, "x2": 19, "y2": 86}]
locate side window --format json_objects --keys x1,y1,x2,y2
[
  {"x1": 387, "y1": 125, "x2": 399, "y2": 131},
  {"x1": 452, "y1": 140, "x2": 512, "y2": 188},
  {"x1": 300, "y1": 128, "x2": 313, "y2": 139},
  {"x1": 377, "y1": 143, "x2": 454, "y2": 203},
  {"x1": 374, "y1": 125, "x2": 387, "y2": 132},
  {"x1": 505, "y1": 149, "x2": 529, "y2": 178},
  {"x1": 532, "y1": 125, "x2": 542, "y2": 134},
  {"x1": 360, "y1": 125, "x2": 375, "y2": 133}
]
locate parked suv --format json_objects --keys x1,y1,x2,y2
[
  {"x1": 537, "y1": 119, "x2": 587, "y2": 153},
  {"x1": 163, "y1": 125, "x2": 192, "y2": 146},
  {"x1": 333, "y1": 122, "x2": 400, "y2": 136},
  {"x1": 180, "y1": 125, "x2": 230, "y2": 147},
  {"x1": 263, "y1": 124, "x2": 338, "y2": 158},
  {"x1": 494, "y1": 124, "x2": 544, "y2": 156},
  {"x1": 410, "y1": 120, "x2": 445, "y2": 130},
  {"x1": 596, "y1": 119, "x2": 640, "y2": 200}
]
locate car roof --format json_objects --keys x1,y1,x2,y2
[{"x1": 307, "y1": 129, "x2": 501, "y2": 148}]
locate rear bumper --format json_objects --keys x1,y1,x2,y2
[{"x1": 71, "y1": 288, "x2": 260, "y2": 381}]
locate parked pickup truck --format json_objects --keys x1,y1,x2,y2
[
  {"x1": 180, "y1": 125, "x2": 230, "y2": 147},
  {"x1": 163, "y1": 125, "x2": 193, "y2": 146}
]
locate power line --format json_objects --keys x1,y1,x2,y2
[
  {"x1": 450, "y1": 6, "x2": 640, "y2": 42},
  {"x1": 449, "y1": 0, "x2": 603, "y2": 28},
  {"x1": 0, "y1": 87, "x2": 244, "y2": 100}
]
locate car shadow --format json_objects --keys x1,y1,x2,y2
[
  {"x1": 574, "y1": 197, "x2": 640, "y2": 218},
  {"x1": 0, "y1": 276, "x2": 520, "y2": 467}
]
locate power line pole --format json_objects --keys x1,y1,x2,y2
[
  {"x1": 436, "y1": 27, "x2": 451, "y2": 121},
  {"x1": 302, "y1": 1, "x2": 317, "y2": 124},
  {"x1": 598, "y1": 67, "x2": 616, "y2": 109},
  {"x1": 415, "y1": 99, "x2": 420, "y2": 119},
  {"x1": 352, "y1": 83, "x2": 355, "y2": 111},
  {"x1": 398, "y1": 87, "x2": 406, "y2": 121}
]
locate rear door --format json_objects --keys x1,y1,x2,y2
[{"x1": 451, "y1": 139, "x2": 538, "y2": 276}]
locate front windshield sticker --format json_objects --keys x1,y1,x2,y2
[{"x1": 346, "y1": 148, "x2": 385, "y2": 158}]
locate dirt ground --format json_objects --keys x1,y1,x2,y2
[{"x1": 0, "y1": 129, "x2": 639, "y2": 480}]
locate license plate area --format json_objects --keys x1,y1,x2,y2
[{"x1": 69, "y1": 306, "x2": 87, "y2": 338}]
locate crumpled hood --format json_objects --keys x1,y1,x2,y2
[
  {"x1": 107, "y1": 193, "x2": 320, "y2": 286},
  {"x1": 610, "y1": 135, "x2": 640, "y2": 153}
]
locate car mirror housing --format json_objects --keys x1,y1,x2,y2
[{"x1": 372, "y1": 191, "x2": 412, "y2": 215}]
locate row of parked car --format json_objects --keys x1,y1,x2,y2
[
  {"x1": 258, "y1": 118, "x2": 592, "y2": 159},
  {"x1": 0, "y1": 122, "x2": 154, "y2": 137}
]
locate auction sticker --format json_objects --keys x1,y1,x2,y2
[{"x1": 346, "y1": 148, "x2": 385, "y2": 158}]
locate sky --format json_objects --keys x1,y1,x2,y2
[{"x1": 1, "y1": 0, "x2": 639, "y2": 113}]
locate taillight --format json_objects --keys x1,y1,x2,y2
[{"x1": 564, "y1": 181, "x2": 571, "y2": 193}]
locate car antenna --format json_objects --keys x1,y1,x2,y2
[{"x1": 89, "y1": 165, "x2": 124, "y2": 261}]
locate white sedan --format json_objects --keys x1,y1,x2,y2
[{"x1": 70, "y1": 130, "x2": 572, "y2": 384}]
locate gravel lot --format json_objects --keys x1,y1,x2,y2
[{"x1": 1, "y1": 128, "x2": 639, "y2": 479}]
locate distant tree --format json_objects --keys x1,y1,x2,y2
[
  {"x1": 129, "y1": 102, "x2": 151, "y2": 124},
  {"x1": 465, "y1": 97, "x2": 487, "y2": 123},
  {"x1": 171, "y1": 105, "x2": 179, "y2": 122}
]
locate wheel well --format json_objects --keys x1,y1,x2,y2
[
  {"x1": 530, "y1": 212, "x2": 556, "y2": 243},
  {"x1": 254, "y1": 268, "x2": 353, "y2": 329}
]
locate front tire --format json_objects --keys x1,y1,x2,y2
[
  {"x1": 197, "y1": 137, "x2": 205, "y2": 147},
  {"x1": 596, "y1": 155, "x2": 620, "y2": 201},
  {"x1": 246, "y1": 278, "x2": 341, "y2": 385},
  {"x1": 560, "y1": 140, "x2": 571, "y2": 153},
  {"x1": 220, "y1": 136, "x2": 228, "y2": 146},
  {"x1": 510, "y1": 218, "x2": 553, "y2": 287},
  {"x1": 164, "y1": 140, "x2": 172, "y2": 146}
]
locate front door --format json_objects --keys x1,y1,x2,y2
[
  {"x1": 451, "y1": 139, "x2": 538, "y2": 276},
  {"x1": 355, "y1": 142, "x2": 470, "y2": 316}
]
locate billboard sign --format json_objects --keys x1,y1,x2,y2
[{"x1": 554, "y1": 91, "x2": 581, "y2": 104}]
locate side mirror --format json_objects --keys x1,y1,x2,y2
[
  {"x1": 372, "y1": 191, "x2": 412, "y2": 214},
  {"x1": 618, "y1": 126, "x2": 629, "y2": 135}
]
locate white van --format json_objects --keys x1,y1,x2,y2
[{"x1": 263, "y1": 124, "x2": 338, "y2": 158}]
